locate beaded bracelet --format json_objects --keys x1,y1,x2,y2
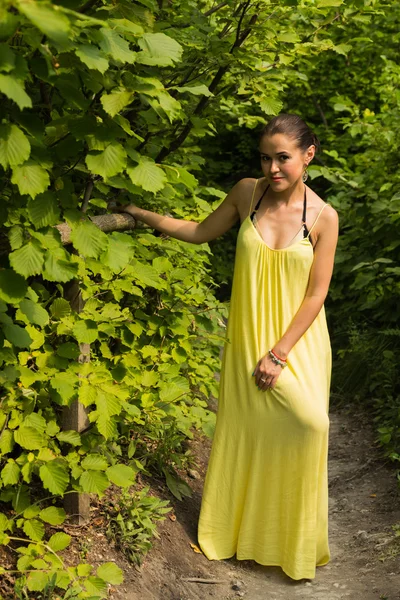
[{"x1": 268, "y1": 349, "x2": 287, "y2": 368}]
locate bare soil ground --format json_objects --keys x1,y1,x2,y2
[{"x1": 110, "y1": 403, "x2": 400, "y2": 600}]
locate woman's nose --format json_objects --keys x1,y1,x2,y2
[{"x1": 270, "y1": 161, "x2": 280, "y2": 173}]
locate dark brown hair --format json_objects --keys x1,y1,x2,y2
[{"x1": 260, "y1": 113, "x2": 320, "y2": 154}]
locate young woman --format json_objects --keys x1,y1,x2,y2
[{"x1": 115, "y1": 114, "x2": 339, "y2": 581}]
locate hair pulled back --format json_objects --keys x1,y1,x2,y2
[{"x1": 260, "y1": 113, "x2": 320, "y2": 154}]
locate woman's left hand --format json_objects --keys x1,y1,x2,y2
[{"x1": 253, "y1": 352, "x2": 284, "y2": 392}]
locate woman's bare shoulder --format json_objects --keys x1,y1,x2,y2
[
  {"x1": 308, "y1": 187, "x2": 338, "y2": 216},
  {"x1": 226, "y1": 177, "x2": 259, "y2": 217}
]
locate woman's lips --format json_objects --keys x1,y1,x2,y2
[{"x1": 271, "y1": 177, "x2": 283, "y2": 181}]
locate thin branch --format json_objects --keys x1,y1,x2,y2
[
  {"x1": 234, "y1": 1, "x2": 251, "y2": 47},
  {"x1": 81, "y1": 178, "x2": 94, "y2": 213},
  {"x1": 78, "y1": 0, "x2": 100, "y2": 13},
  {"x1": 204, "y1": 2, "x2": 229, "y2": 17},
  {"x1": 48, "y1": 132, "x2": 70, "y2": 148},
  {"x1": 219, "y1": 1, "x2": 245, "y2": 38},
  {"x1": 312, "y1": 94, "x2": 328, "y2": 128},
  {"x1": 63, "y1": 152, "x2": 85, "y2": 175},
  {"x1": 155, "y1": 5, "x2": 259, "y2": 163}
]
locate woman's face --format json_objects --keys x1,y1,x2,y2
[{"x1": 259, "y1": 133, "x2": 314, "y2": 190}]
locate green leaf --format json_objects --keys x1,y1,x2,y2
[
  {"x1": 137, "y1": 33, "x2": 183, "y2": 66},
  {"x1": 174, "y1": 84, "x2": 213, "y2": 97},
  {"x1": 127, "y1": 157, "x2": 166, "y2": 193},
  {"x1": 159, "y1": 376, "x2": 190, "y2": 403},
  {"x1": 17, "y1": 0, "x2": 71, "y2": 43},
  {"x1": 50, "y1": 298, "x2": 71, "y2": 319},
  {"x1": 106, "y1": 464, "x2": 135, "y2": 487},
  {"x1": 0, "y1": 44, "x2": 16, "y2": 73},
  {"x1": 1, "y1": 460, "x2": 20, "y2": 485},
  {"x1": 3, "y1": 324, "x2": 32, "y2": 348},
  {"x1": 24, "y1": 413, "x2": 47, "y2": 432},
  {"x1": 97, "y1": 562, "x2": 124, "y2": 585},
  {"x1": 259, "y1": 97, "x2": 283, "y2": 115},
  {"x1": 23, "y1": 505, "x2": 41, "y2": 519},
  {"x1": 26, "y1": 571, "x2": 50, "y2": 592},
  {"x1": 75, "y1": 44, "x2": 109, "y2": 73},
  {"x1": 163, "y1": 468, "x2": 192, "y2": 501},
  {"x1": 39, "y1": 460, "x2": 69, "y2": 495},
  {"x1": 277, "y1": 31, "x2": 300, "y2": 43},
  {"x1": 0, "y1": 513, "x2": 10, "y2": 532},
  {"x1": 72, "y1": 319, "x2": 98, "y2": 344},
  {"x1": 25, "y1": 324, "x2": 44, "y2": 349},
  {"x1": 56, "y1": 430, "x2": 81, "y2": 445},
  {"x1": 99, "y1": 28, "x2": 136, "y2": 64},
  {"x1": 0, "y1": 430, "x2": 14, "y2": 455},
  {"x1": 84, "y1": 577, "x2": 108, "y2": 597},
  {"x1": 0, "y1": 270, "x2": 27, "y2": 304},
  {"x1": 48, "y1": 531, "x2": 71, "y2": 552},
  {"x1": 8, "y1": 226, "x2": 23, "y2": 250},
  {"x1": 9, "y1": 241, "x2": 44, "y2": 277},
  {"x1": 50, "y1": 376, "x2": 76, "y2": 403},
  {"x1": 23, "y1": 518, "x2": 45, "y2": 542},
  {"x1": 39, "y1": 506, "x2": 66, "y2": 525},
  {"x1": 0, "y1": 124, "x2": 30, "y2": 169},
  {"x1": 165, "y1": 165, "x2": 197, "y2": 189},
  {"x1": 11, "y1": 160, "x2": 50, "y2": 198},
  {"x1": 80, "y1": 470, "x2": 109, "y2": 496},
  {"x1": 81, "y1": 454, "x2": 108, "y2": 471},
  {"x1": 70, "y1": 221, "x2": 109, "y2": 258},
  {"x1": 101, "y1": 88, "x2": 133, "y2": 117},
  {"x1": 14, "y1": 426, "x2": 46, "y2": 449},
  {"x1": 43, "y1": 251, "x2": 78, "y2": 283},
  {"x1": 86, "y1": 143, "x2": 127, "y2": 179},
  {"x1": 27, "y1": 192, "x2": 59, "y2": 229},
  {"x1": 132, "y1": 261, "x2": 164, "y2": 288},
  {"x1": 56, "y1": 342, "x2": 79, "y2": 359},
  {"x1": 102, "y1": 233, "x2": 132, "y2": 272},
  {"x1": 19, "y1": 299, "x2": 49, "y2": 327},
  {"x1": 0, "y1": 74, "x2": 32, "y2": 109},
  {"x1": 0, "y1": 10, "x2": 19, "y2": 40}
]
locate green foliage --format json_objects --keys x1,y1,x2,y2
[{"x1": 106, "y1": 485, "x2": 171, "y2": 566}]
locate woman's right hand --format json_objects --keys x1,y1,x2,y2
[{"x1": 110, "y1": 202, "x2": 140, "y2": 219}]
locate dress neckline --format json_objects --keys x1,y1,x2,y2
[{"x1": 245, "y1": 215, "x2": 313, "y2": 252}]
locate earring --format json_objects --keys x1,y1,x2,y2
[{"x1": 302, "y1": 165, "x2": 309, "y2": 183}]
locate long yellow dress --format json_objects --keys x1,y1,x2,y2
[{"x1": 197, "y1": 180, "x2": 331, "y2": 580}]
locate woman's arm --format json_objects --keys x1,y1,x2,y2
[
  {"x1": 254, "y1": 205, "x2": 339, "y2": 391},
  {"x1": 114, "y1": 178, "x2": 251, "y2": 244}
]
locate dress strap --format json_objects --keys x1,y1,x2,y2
[
  {"x1": 307, "y1": 203, "x2": 329, "y2": 237},
  {"x1": 248, "y1": 179, "x2": 259, "y2": 216}
]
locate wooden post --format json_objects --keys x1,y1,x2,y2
[
  {"x1": 62, "y1": 280, "x2": 91, "y2": 524},
  {"x1": 59, "y1": 212, "x2": 138, "y2": 522}
]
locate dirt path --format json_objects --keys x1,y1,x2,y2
[{"x1": 111, "y1": 403, "x2": 400, "y2": 600}]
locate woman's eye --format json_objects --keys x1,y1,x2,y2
[
  {"x1": 261, "y1": 156, "x2": 270, "y2": 161},
  {"x1": 280, "y1": 155, "x2": 290, "y2": 161}
]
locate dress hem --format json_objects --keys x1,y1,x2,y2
[{"x1": 199, "y1": 550, "x2": 330, "y2": 581}]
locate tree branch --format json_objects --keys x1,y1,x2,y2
[
  {"x1": 81, "y1": 178, "x2": 94, "y2": 213},
  {"x1": 155, "y1": 4, "x2": 259, "y2": 163},
  {"x1": 78, "y1": 0, "x2": 100, "y2": 14},
  {"x1": 204, "y1": 2, "x2": 229, "y2": 17},
  {"x1": 55, "y1": 213, "x2": 138, "y2": 245}
]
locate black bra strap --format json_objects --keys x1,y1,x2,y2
[
  {"x1": 250, "y1": 185, "x2": 269, "y2": 221},
  {"x1": 251, "y1": 184, "x2": 311, "y2": 241},
  {"x1": 302, "y1": 186, "x2": 310, "y2": 238}
]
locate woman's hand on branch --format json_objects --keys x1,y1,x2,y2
[
  {"x1": 253, "y1": 353, "x2": 283, "y2": 392},
  {"x1": 109, "y1": 202, "x2": 140, "y2": 219}
]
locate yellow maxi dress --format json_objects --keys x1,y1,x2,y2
[{"x1": 197, "y1": 180, "x2": 331, "y2": 580}]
